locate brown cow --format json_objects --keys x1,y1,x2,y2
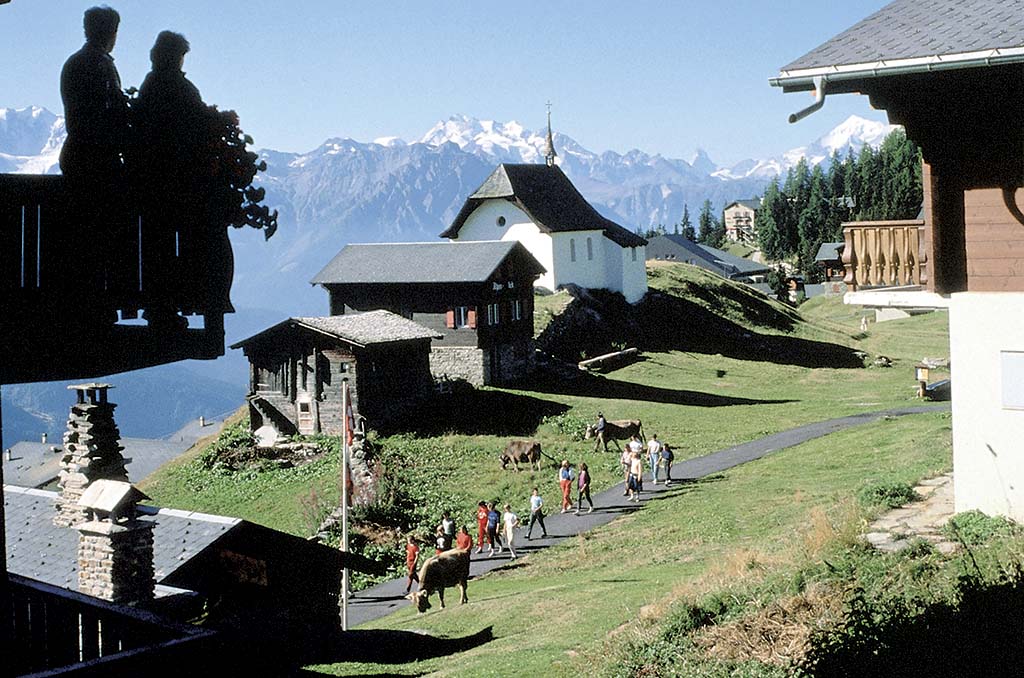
[
  {"x1": 406, "y1": 547, "x2": 471, "y2": 613},
  {"x1": 584, "y1": 419, "x2": 645, "y2": 452},
  {"x1": 499, "y1": 440, "x2": 544, "y2": 472}
]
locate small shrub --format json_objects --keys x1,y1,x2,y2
[
  {"x1": 543, "y1": 411, "x2": 591, "y2": 442},
  {"x1": 195, "y1": 418, "x2": 258, "y2": 471},
  {"x1": 943, "y1": 510, "x2": 1021, "y2": 546},
  {"x1": 857, "y1": 482, "x2": 920, "y2": 509}
]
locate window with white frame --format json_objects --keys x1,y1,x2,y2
[
  {"x1": 586, "y1": 237, "x2": 593, "y2": 260},
  {"x1": 487, "y1": 302, "x2": 500, "y2": 325},
  {"x1": 570, "y1": 238, "x2": 576, "y2": 262},
  {"x1": 512, "y1": 299, "x2": 522, "y2": 321},
  {"x1": 455, "y1": 306, "x2": 469, "y2": 328}
]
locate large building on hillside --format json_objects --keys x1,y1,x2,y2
[
  {"x1": 723, "y1": 199, "x2": 761, "y2": 244},
  {"x1": 773, "y1": 0, "x2": 1024, "y2": 521},
  {"x1": 646, "y1": 235, "x2": 769, "y2": 281},
  {"x1": 311, "y1": 240, "x2": 545, "y2": 386},
  {"x1": 439, "y1": 124, "x2": 648, "y2": 303}
]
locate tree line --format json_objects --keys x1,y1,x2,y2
[
  {"x1": 638, "y1": 129, "x2": 923, "y2": 276},
  {"x1": 755, "y1": 128, "x2": 922, "y2": 273}
]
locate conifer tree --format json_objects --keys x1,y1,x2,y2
[
  {"x1": 697, "y1": 199, "x2": 725, "y2": 248},
  {"x1": 679, "y1": 204, "x2": 696, "y2": 241}
]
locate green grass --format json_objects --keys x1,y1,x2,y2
[
  {"x1": 137, "y1": 263, "x2": 959, "y2": 675},
  {"x1": 311, "y1": 411, "x2": 952, "y2": 676}
]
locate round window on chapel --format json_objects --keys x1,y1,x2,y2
[{"x1": 496, "y1": 216, "x2": 506, "y2": 227}]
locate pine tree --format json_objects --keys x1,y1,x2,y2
[
  {"x1": 679, "y1": 204, "x2": 696, "y2": 241},
  {"x1": 697, "y1": 199, "x2": 725, "y2": 248},
  {"x1": 756, "y1": 179, "x2": 787, "y2": 260}
]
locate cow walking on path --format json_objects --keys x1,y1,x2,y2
[
  {"x1": 406, "y1": 548, "x2": 471, "y2": 613},
  {"x1": 585, "y1": 419, "x2": 645, "y2": 453}
]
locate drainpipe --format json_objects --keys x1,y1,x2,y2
[{"x1": 788, "y1": 75, "x2": 827, "y2": 123}]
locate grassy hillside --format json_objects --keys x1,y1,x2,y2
[{"x1": 139, "y1": 262, "x2": 966, "y2": 674}]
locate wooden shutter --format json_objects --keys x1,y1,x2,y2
[
  {"x1": 468, "y1": 307, "x2": 477, "y2": 329},
  {"x1": 446, "y1": 309, "x2": 455, "y2": 328}
]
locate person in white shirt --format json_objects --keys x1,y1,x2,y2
[
  {"x1": 502, "y1": 504, "x2": 520, "y2": 559},
  {"x1": 647, "y1": 434, "x2": 663, "y2": 485}
]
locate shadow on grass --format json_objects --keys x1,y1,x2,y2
[
  {"x1": 294, "y1": 626, "x2": 494, "y2": 667},
  {"x1": 524, "y1": 370, "x2": 796, "y2": 408},
  {"x1": 382, "y1": 388, "x2": 569, "y2": 436},
  {"x1": 537, "y1": 286, "x2": 865, "y2": 370}
]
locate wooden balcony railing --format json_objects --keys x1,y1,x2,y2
[
  {"x1": 8, "y1": 574, "x2": 218, "y2": 677},
  {"x1": 842, "y1": 219, "x2": 928, "y2": 291},
  {"x1": 0, "y1": 174, "x2": 231, "y2": 382}
]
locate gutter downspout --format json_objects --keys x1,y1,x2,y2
[{"x1": 788, "y1": 75, "x2": 827, "y2": 123}]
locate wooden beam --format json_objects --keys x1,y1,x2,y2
[{"x1": 929, "y1": 163, "x2": 968, "y2": 294}]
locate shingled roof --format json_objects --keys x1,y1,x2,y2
[
  {"x1": 231, "y1": 310, "x2": 441, "y2": 351},
  {"x1": 440, "y1": 164, "x2": 647, "y2": 248},
  {"x1": 310, "y1": 240, "x2": 545, "y2": 286},
  {"x1": 773, "y1": 0, "x2": 1024, "y2": 89},
  {"x1": 4, "y1": 485, "x2": 239, "y2": 591}
]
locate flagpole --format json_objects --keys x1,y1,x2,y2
[{"x1": 340, "y1": 378, "x2": 350, "y2": 631}]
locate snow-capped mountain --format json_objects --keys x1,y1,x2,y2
[
  {"x1": 0, "y1": 106, "x2": 65, "y2": 174},
  {"x1": 715, "y1": 115, "x2": 895, "y2": 180},
  {"x1": 0, "y1": 106, "x2": 895, "y2": 312}
]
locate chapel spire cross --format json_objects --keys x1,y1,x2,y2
[{"x1": 544, "y1": 101, "x2": 557, "y2": 167}]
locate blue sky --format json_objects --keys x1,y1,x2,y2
[{"x1": 2, "y1": 1, "x2": 890, "y2": 165}]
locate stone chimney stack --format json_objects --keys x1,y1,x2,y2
[
  {"x1": 54, "y1": 384, "x2": 129, "y2": 527},
  {"x1": 75, "y1": 480, "x2": 156, "y2": 605}
]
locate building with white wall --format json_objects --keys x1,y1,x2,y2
[{"x1": 440, "y1": 161, "x2": 648, "y2": 304}]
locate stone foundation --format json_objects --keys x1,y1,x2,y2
[
  {"x1": 77, "y1": 519, "x2": 156, "y2": 605},
  {"x1": 430, "y1": 346, "x2": 486, "y2": 386}
]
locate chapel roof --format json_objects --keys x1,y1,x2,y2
[{"x1": 441, "y1": 163, "x2": 647, "y2": 248}]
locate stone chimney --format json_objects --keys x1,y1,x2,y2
[
  {"x1": 75, "y1": 480, "x2": 156, "y2": 605},
  {"x1": 54, "y1": 383, "x2": 129, "y2": 527}
]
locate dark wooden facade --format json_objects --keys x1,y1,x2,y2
[
  {"x1": 234, "y1": 319, "x2": 436, "y2": 434},
  {"x1": 0, "y1": 174, "x2": 230, "y2": 384}
]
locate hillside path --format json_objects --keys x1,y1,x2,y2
[{"x1": 346, "y1": 404, "x2": 948, "y2": 627}]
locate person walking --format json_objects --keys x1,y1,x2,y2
[
  {"x1": 620, "y1": 445, "x2": 632, "y2": 496},
  {"x1": 456, "y1": 525, "x2": 473, "y2": 551},
  {"x1": 660, "y1": 443, "x2": 675, "y2": 486},
  {"x1": 628, "y1": 450, "x2": 644, "y2": 502},
  {"x1": 486, "y1": 502, "x2": 503, "y2": 556},
  {"x1": 475, "y1": 500, "x2": 490, "y2": 553},
  {"x1": 558, "y1": 460, "x2": 574, "y2": 513},
  {"x1": 502, "y1": 503, "x2": 520, "y2": 559},
  {"x1": 526, "y1": 487, "x2": 548, "y2": 539},
  {"x1": 647, "y1": 434, "x2": 663, "y2": 485},
  {"x1": 440, "y1": 510, "x2": 455, "y2": 550},
  {"x1": 404, "y1": 535, "x2": 420, "y2": 594},
  {"x1": 575, "y1": 462, "x2": 594, "y2": 514}
]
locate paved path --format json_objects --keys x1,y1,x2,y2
[{"x1": 346, "y1": 404, "x2": 948, "y2": 627}]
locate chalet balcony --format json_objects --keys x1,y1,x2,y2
[
  {"x1": 0, "y1": 174, "x2": 230, "y2": 384},
  {"x1": 842, "y1": 219, "x2": 929, "y2": 290},
  {"x1": 7, "y1": 573, "x2": 220, "y2": 677}
]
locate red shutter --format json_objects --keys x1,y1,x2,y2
[
  {"x1": 446, "y1": 309, "x2": 455, "y2": 329},
  {"x1": 468, "y1": 308, "x2": 477, "y2": 329}
]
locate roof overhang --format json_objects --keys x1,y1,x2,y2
[{"x1": 771, "y1": 46, "x2": 1024, "y2": 92}]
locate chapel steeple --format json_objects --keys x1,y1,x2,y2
[{"x1": 544, "y1": 102, "x2": 557, "y2": 167}]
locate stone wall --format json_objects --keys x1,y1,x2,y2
[
  {"x1": 430, "y1": 346, "x2": 486, "y2": 386},
  {"x1": 490, "y1": 338, "x2": 535, "y2": 383},
  {"x1": 77, "y1": 519, "x2": 156, "y2": 605}
]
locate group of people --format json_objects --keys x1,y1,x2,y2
[
  {"x1": 621, "y1": 432, "x2": 674, "y2": 502},
  {"x1": 404, "y1": 435, "x2": 663, "y2": 592}
]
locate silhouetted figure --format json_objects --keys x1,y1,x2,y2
[
  {"x1": 132, "y1": 31, "x2": 211, "y2": 327},
  {"x1": 60, "y1": 6, "x2": 127, "y2": 179},
  {"x1": 60, "y1": 6, "x2": 130, "y2": 313}
]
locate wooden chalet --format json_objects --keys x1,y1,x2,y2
[
  {"x1": 772, "y1": 0, "x2": 1024, "y2": 521},
  {"x1": 231, "y1": 311, "x2": 440, "y2": 435},
  {"x1": 310, "y1": 240, "x2": 546, "y2": 385}
]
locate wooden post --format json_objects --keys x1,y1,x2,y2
[
  {"x1": 340, "y1": 379, "x2": 350, "y2": 632},
  {"x1": 928, "y1": 163, "x2": 968, "y2": 294}
]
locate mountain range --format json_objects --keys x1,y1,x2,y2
[{"x1": 0, "y1": 106, "x2": 894, "y2": 449}]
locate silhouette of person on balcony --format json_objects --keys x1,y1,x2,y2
[
  {"x1": 131, "y1": 31, "x2": 212, "y2": 329},
  {"x1": 59, "y1": 6, "x2": 130, "y2": 315},
  {"x1": 60, "y1": 6, "x2": 127, "y2": 180}
]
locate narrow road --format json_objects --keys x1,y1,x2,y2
[{"x1": 346, "y1": 404, "x2": 947, "y2": 627}]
